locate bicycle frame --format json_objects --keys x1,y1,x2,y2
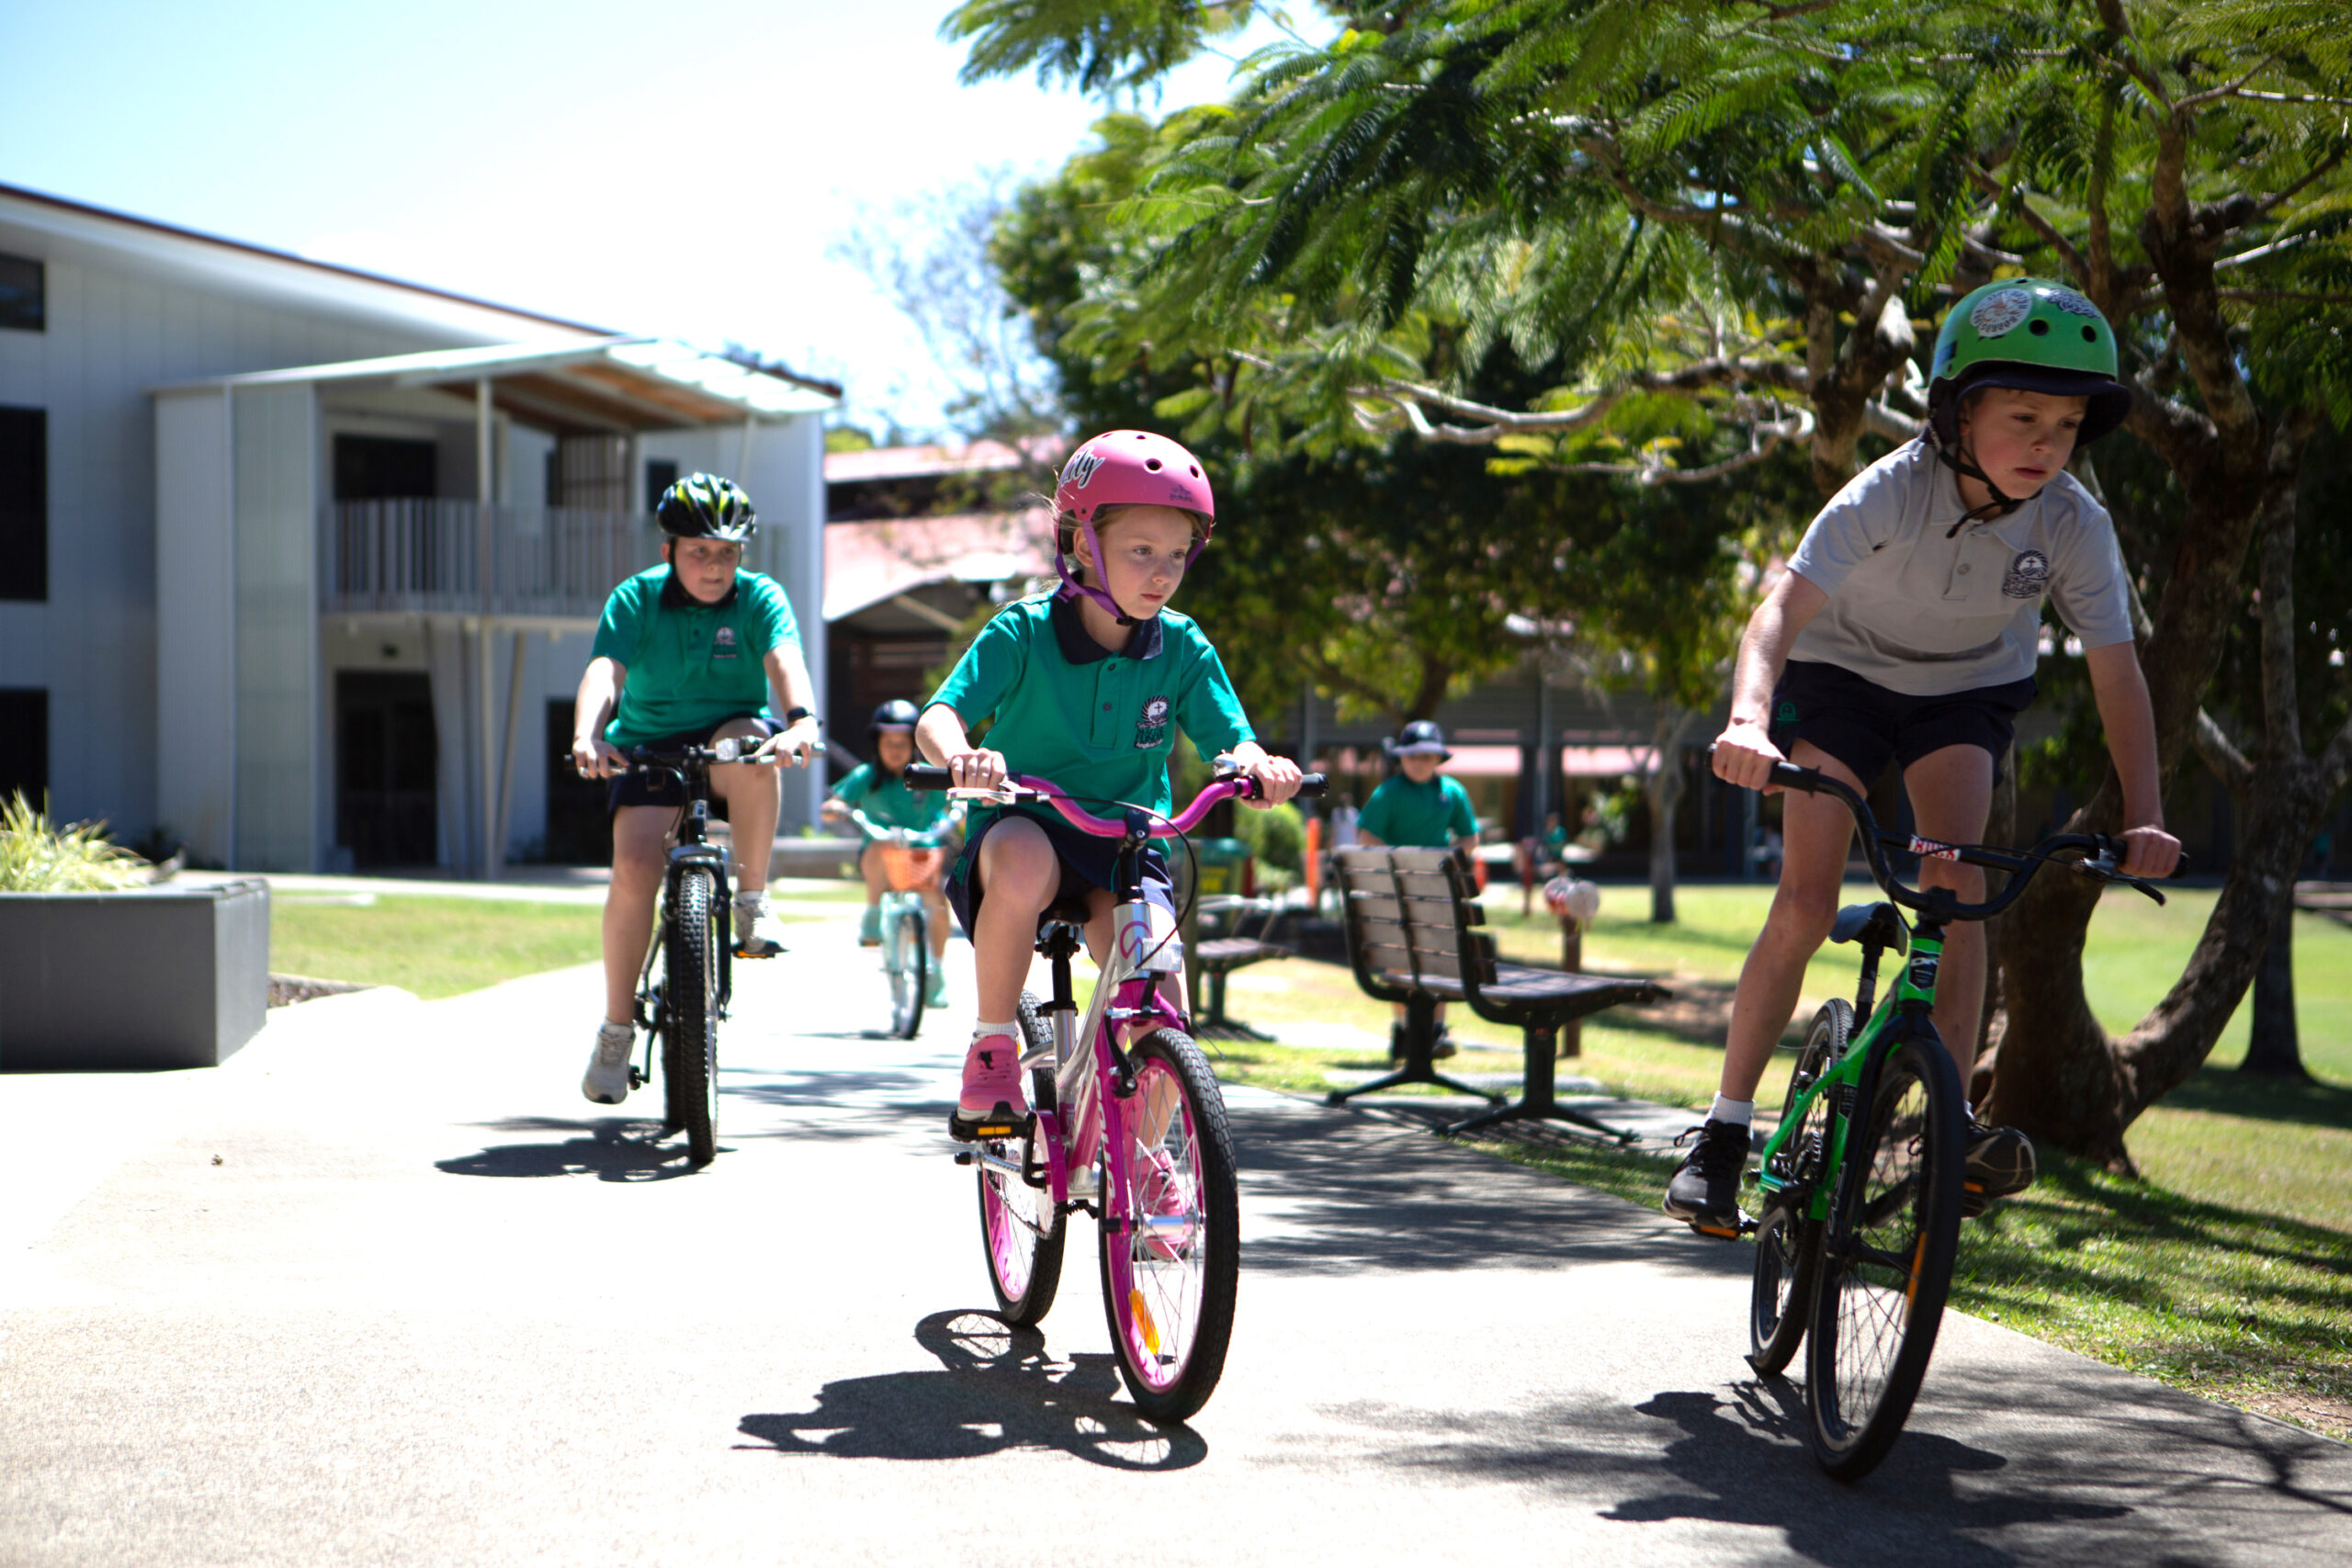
[{"x1": 628, "y1": 744, "x2": 740, "y2": 1063}]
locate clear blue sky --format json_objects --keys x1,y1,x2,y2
[{"x1": 0, "y1": 0, "x2": 1271, "y2": 434}]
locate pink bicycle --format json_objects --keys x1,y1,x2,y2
[{"x1": 904, "y1": 760, "x2": 1325, "y2": 1423}]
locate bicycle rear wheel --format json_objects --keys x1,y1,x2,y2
[
  {"x1": 1749, "y1": 998, "x2": 1848, "y2": 1375},
  {"x1": 1805, "y1": 1031, "x2": 1963, "y2": 1479},
  {"x1": 888, "y1": 902, "x2": 927, "y2": 1040},
  {"x1": 978, "y1": 991, "x2": 1066, "y2": 1325},
  {"x1": 664, "y1": 868, "x2": 721, "y2": 1168},
  {"x1": 1097, "y1": 1027, "x2": 1238, "y2": 1425}
]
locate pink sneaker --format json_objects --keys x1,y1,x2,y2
[
  {"x1": 953, "y1": 1032, "x2": 1027, "y2": 1137},
  {"x1": 1135, "y1": 1147, "x2": 1195, "y2": 1261}
]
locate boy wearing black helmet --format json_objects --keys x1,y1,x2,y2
[
  {"x1": 1357, "y1": 720, "x2": 1480, "y2": 1057},
  {"x1": 1679, "y1": 281, "x2": 2183, "y2": 1235},
  {"x1": 570, "y1": 473, "x2": 822, "y2": 1106},
  {"x1": 822, "y1": 699, "x2": 956, "y2": 1008}
]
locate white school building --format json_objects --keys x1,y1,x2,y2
[{"x1": 0, "y1": 183, "x2": 839, "y2": 874}]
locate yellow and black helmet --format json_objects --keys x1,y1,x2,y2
[{"x1": 656, "y1": 473, "x2": 757, "y2": 543}]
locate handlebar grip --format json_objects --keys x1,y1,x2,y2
[
  {"x1": 1295, "y1": 773, "x2": 1328, "y2": 799},
  {"x1": 902, "y1": 764, "x2": 953, "y2": 792}
]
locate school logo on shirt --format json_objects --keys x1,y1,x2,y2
[
  {"x1": 712, "y1": 626, "x2": 740, "y2": 660},
  {"x1": 1134, "y1": 694, "x2": 1171, "y2": 750},
  {"x1": 2002, "y1": 549, "x2": 2052, "y2": 600}
]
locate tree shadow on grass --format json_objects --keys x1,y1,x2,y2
[
  {"x1": 2148, "y1": 1066, "x2": 2352, "y2": 1134},
  {"x1": 737, "y1": 1310, "x2": 1205, "y2": 1471},
  {"x1": 434, "y1": 1116, "x2": 699, "y2": 1180}
]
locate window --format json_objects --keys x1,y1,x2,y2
[
  {"x1": 0, "y1": 688, "x2": 46, "y2": 807},
  {"x1": 0, "y1": 254, "x2": 41, "y2": 333},
  {"x1": 333, "y1": 434, "x2": 437, "y2": 501},
  {"x1": 0, "y1": 407, "x2": 45, "y2": 602},
  {"x1": 644, "y1": 459, "x2": 679, "y2": 513}
]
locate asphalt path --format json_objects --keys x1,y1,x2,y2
[{"x1": 5, "y1": 917, "x2": 2348, "y2": 1566}]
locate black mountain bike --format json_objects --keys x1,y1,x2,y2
[
  {"x1": 1742, "y1": 756, "x2": 2168, "y2": 1479},
  {"x1": 616, "y1": 736, "x2": 768, "y2": 1168}
]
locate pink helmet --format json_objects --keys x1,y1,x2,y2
[
  {"x1": 1054, "y1": 430, "x2": 1216, "y2": 525},
  {"x1": 1051, "y1": 430, "x2": 1216, "y2": 626}
]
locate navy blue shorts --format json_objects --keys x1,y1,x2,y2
[
  {"x1": 946, "y1": 807, "x2": 1174, "y2": 939},
  {"x1": 1769, "y1": 661, "x2": 2036, "y2": 786},
  {"x1": 605, "y1": 715, "x2": 775, "y2": 817}
]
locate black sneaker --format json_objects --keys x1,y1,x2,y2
[
  {"x1": 1430, "y1": 1026, "x2": 1457, "y2": 1061},
  {"x1": 1963, "y1": 1119, "x2": 2035, "y2": 1214},
  {"x1": 1663, "y1": 1119, "x2": 1752, "y2": 1237}
]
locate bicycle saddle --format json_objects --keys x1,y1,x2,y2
[
  {"x1": 1830, "y1": 901, "x2": 1908, "y2": 954},
  {"x1": 1039, "y1": 895, "x2": 1095, "y2": 930}
]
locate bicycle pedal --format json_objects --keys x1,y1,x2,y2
[
  {"x1": 1687, "y1": 1213, "x2": 1753, "y2": 1241},
  {"x1": 628, "y1": 1066, "x2": 645, "y2": 1089},
  {"x1": 946, "y1": 1107, "x2": 1032, "y2": 1144}
]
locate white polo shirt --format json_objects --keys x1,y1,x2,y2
[{"x1": 1786, "y1": 441, "x2": 2135, "y2": 695}]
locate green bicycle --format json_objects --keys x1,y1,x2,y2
[{"x1": 1743, "y1": 758, "x2": 2167, "y2": 1481}]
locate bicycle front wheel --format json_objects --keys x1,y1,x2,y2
[
  {"x1": 888, "y1": 902, "x2": 926, "y2": 1040},
  {"x1": 1097, "y1": 1027, "x2": 1238, "y2": 1425},
  {"x1": 664, "y1": 868, "x2": 721, "y2": 1168},
  {"x1": 1749, "y1": 998, "x2": 1848, "y2": 1375},
  {"x1": 1805, "y1": 1031, "x2": 1964, "y2": 1480},
  {"x1": 978, "y1": 990, "x2": 1066, "y2": 1325}
]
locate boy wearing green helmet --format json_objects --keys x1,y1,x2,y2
[{"x1": 1673, "y1": 280, "x2": 2183, "y2": 1236}]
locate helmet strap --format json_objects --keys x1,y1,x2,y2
[
  {"x1": 1928, "y1": 416, "x2": 2023, "y2": 535},
  {"x1": 1057, "y1": 520, "x2": 1140, "y2": 627}
]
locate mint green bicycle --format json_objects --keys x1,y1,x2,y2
[{"x1": 1743, "y1": 759, "x2": 2167, "y2": 1480}]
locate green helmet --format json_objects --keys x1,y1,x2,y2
[
  {"x1": 655, "y1": 472, "x2": 757, "y2": 542},
  {"x1": 1928, "y1": 279, "x2": 2132, "y2": 446}
]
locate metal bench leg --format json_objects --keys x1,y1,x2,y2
[
  {"x1": 1327, "y1": 994, "x2": 1504, "y2": 1107},
  {"x1": 1439, "y1": 1023, "x2": 1635, "y2": 1144}
]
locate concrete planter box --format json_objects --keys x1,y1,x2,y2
[{"x1": 0, "y1": 880, "x2": 270, "y2": 1070}]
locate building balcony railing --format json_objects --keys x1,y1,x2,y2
[{"x1": 321, "y1": 500, "x2": 659, "y2": 623}]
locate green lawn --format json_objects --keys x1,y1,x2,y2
[{"x1": 270, "y1": 896, "x2": 608, "y2": 999}]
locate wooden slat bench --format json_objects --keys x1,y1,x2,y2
[
  {"x1": 1186, "y1": 894, "x2": 1289, "y2": 1039},
  {"x1": 1327, "y1": 846, "x2": 1672, "y2": 1141}
]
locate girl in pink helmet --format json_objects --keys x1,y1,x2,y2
[{"x1": 917, "y1": 430, "x2": 1305, "y2": 1133}]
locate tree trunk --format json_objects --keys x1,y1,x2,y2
[
  {"x1": 2240, "y1": 884, "x2": 2308, "y2": 1077},
  {"x1": 1644, "y1": 706, "x2": 1699, "y2": 923}
]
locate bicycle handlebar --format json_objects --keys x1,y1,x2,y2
[
  {"x1": 559, "y1": 736, "x2": 826, "y2": 775},
  {"x1": 900, "y1": 761, "x2": 1328, "y2": 840},
  {"x1": 1756, "y1": 755, "x2": 2168, "y2": 922}
]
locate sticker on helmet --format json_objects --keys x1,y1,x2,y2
[
  {"x1": 1064, "y1": 449, "x2": 1106, "y2": 490},
  {"x1": 2050, "y1": 289, "x2": 2100, "y2": 317},
  {"x1": 1970, "y1": 288, "x2": 2034, "y2": 338},
  {"x1": 2003, "y1": 549, "x2": 2052, "y2": 600}
]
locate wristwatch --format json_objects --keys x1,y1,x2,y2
[{"x1": 784, "y1": 706, "x2": 819, "y2": 728}]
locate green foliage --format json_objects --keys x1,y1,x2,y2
[
  {"x1": 943, "y1": 0, "x2": 1261, "y2": 96},
  {"x1": 1230, "y1": 797, "x2": 1306, "y2": 871},
  {"x1": 0, "y1": 794, "x2": 147, "y2": 892}
]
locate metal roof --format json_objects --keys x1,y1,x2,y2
[{"x1": 153, "y1": 336, "x2": 841, "y2": 433}]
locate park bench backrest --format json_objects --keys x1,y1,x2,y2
[{"x1": 1333, "y1": 846, "x2": 1488, "y2": 999}]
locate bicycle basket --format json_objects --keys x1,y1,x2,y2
[{"x1": 879, "y1": 844, "x2": 944, "y2": 891}]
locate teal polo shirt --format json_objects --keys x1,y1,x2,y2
[
  {"x1": 925, "y1": 594, "x2": 1254, "y2": 826},
  {"x1": 1359, "y1": 772, "x2": 1476, "y2": 849},
  {"x1": 830, "y1": 762, "x2": 949, "y2": 833},
  {"x1": 592, "y1": 565, "x2": 799, "y2": 747}
]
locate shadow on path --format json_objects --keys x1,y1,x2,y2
[
  {"x1": 738, "y1": 1311, "x2": 1205, "y2": 1472},
  {"x1": 434, "y1": 1117, "x2": 700, "y2": 1180}
]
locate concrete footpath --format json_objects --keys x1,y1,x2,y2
[{"x1": 4, "y1": 920, "x2": 2348, "y2": 1566}]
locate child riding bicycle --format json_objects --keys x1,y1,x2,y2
[
  {"x1": 1676, "y1": 279, "x2": 2184, "y2": 1234},
  {"x1": 823, "y1": 699, "x2": 958, "y2": 1010},
  {"x1": 569, "y1": 473, "x2": 822, "y2": 1105},
  {"x1": 913, "y1": 429, "x2": 1303, "y2": 1136}
]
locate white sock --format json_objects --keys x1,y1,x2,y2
[
  {"x1": 1708, "y1": 1095, "x2": 1755, "y2": 1127},
  {"x1": 974, "y1": 1020, "x2": 1015, "y2": 1043}
]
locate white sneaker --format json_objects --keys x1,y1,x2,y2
[
  {"x1": 582, "y1": 1020, "x2": 634, "y2": 1104},
  {"x1": 733, "y1": 892, "x2": 787, "y2": 957}
]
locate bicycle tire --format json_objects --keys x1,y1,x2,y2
[
  {"x1": 666, "y1": 868, "x2": 721, "y2": 1168},
  {"x1": 977, "y1": 990, "x2": 1067, "y2": 1325},
  {"x1": 1805, "y1": 1030, "x2": 1964, "y2": 1480},
  {"x1": 1096, "y1": 1027, "x2": 1238, "y2": 1424},
  {"x1": 1749, "y1": 998, "x2": 1848, "y2": 1374},
  {"x1": 888, "y1": 903, "x2": 927, "y2": 1040}
]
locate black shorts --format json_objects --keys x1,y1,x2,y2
[
  {"x1": 1769, "y1": 661, "x2": 2036, "y2": 786},
  {"x1": 945, "y1": 807, "x2": 1174, "y2": 939},
  {"x1": 605, "y1": 715, "x2": 775, "y2": 817}
]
